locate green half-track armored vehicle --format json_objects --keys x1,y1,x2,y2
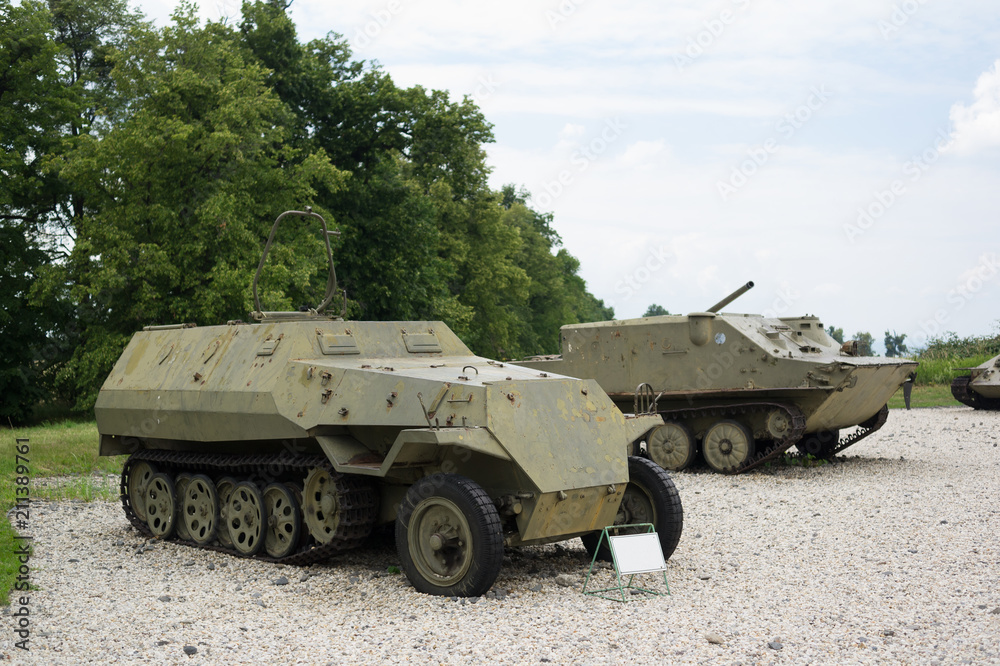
[
  {"x1": 95, "y1": 209, "x2": 682, "y2": 597},
  {"x1": 516, "y1": 282, "x2": 917, "y2": 474},
  {"x1": 951, "y1": 353, "x2": 1000, "y2": 409}
]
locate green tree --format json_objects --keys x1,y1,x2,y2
[
  {"x1": 884, "y1": 330, "x2": 908, "y2": 357},
  {"x1": 0, "y1": 0, "x2": 80, "y2": 420},
  {"x1": 852, "y1": 331, "x2": 876, "y2": 356},
  {"x1": 50, "y1": 5, "x2": 346, "y2": 410},
  {"x1": 0, "y1": 222, "x2": 51, "y2": 422},
  {"x1": 499, "y1": 185, "x2": 613, "y2": 355},
  {"x1": 643, "y1": 304, "x2": 670, "y2": 317},
  {"x1": 826, "y1": 326, "x2": 844, "y2": 344},
  {"x1": 235, "y1": 2, "x2": 611, "y2": 358}
]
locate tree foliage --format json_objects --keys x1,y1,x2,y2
[
  {"x1": 643, "y1": 304, "x2": 670, "y2": 317},
  {"x1": 917, "y1": 331, "x2": 1000, "y2": 360},
  {"x1": 1, "y1": 0, "x2": 612, "y2": 414},
  {"x1": 826, "y1": 326, "x2": 844, "y2": 344},
  {"x1": 852, "y1": 331, "x2": 876, "y2": 356},
  {"x1": 883, "y1": 330, "x2": 908, "y2": 358}
]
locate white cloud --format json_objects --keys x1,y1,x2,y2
[
  {"x1": 129, "y1": 0, "x2": 1000, "y2": 342},
  {"x1": 949, "y1": 60, "x2": 1000, "y2": 154},
  {"x1": 617, "y1": 140, "x2": 667, "y2": 168},
  {"x1": 560, "y1": 123, "x2": 586, "y2": 138}
]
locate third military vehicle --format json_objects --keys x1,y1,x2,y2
[
  {"x1": 951, "y1": 353, "x2": 1000, "y2": 409},
  {"x1": 517, "y1": 282, "x2": 917, "y2": 474}
]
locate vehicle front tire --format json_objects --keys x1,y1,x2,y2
[{"x1": 396, "y1": 474, "x2": 504, "y2": 597}]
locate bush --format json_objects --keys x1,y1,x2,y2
[{"x1": 912, "y1": 332, "x2": 1000, "y2": 385}]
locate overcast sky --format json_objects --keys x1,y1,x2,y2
[{"x1": 134, "y1": 0, "x2": 1000, "y2": 353}]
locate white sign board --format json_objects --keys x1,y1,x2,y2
[{"x1": 608, "y1": 533, "x2": 666, "y2": 574}]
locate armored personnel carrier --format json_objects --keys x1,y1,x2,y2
[
  {"x1": 517, "y1": 282, "x2": 917, "y2": 474},
  {"x1": 951, "y1": 354, "x2": 1000, "y2": 409},
  {"x1": 95, "y1": 209, "x2": 682, "y2": 597}
]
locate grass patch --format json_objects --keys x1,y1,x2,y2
[
  {"x1": 887, "y1": 383, "x2": 960, "y2": 409},
  {"x1": 2, "y1": 419, "x2": 124, "y2": 605},
  {"x1": 33, "y1": 475, "x2": 119, "y2": 502},
  {"x1": 7, "y1": 420, "x2": 121, "y2": 477},
  {"x1": 913, "y1": 355, "x2": 993, "y2": 386}
]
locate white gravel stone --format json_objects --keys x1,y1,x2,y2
[{"x1": 7, "y1": 406, "x2": 1000, "y2": 664}]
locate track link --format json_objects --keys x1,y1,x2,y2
[
  {"x1": 826, "y1": 404, "x2": 890, "y2": 456},
  {"x1": 121, "y1": 450, "x2": 378, "y2": 565}
]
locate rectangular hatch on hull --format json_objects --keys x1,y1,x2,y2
[
  {"x1": 319, "y1": 332, "x2": 360, "y2": 355},
  {"x1": 403, "y1": 333, "x2": 442, "y2": 354}
]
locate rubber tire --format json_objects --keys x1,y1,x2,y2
[
  {"x1": 581, "y1": 456, "x2": 684, "y2": 562},
  {"x1": 396, "y1": 474, "x2": 504, "y2": 597},
  {"x1": 795, "y1": 429, "x2": 840, "y2": 459}
]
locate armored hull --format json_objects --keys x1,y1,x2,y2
[
  {"x1": 517, "y1": 291, "x2": 916, "y2": 474},
  {"x1": 95, "y1": 209, "x2": 682, "y2": 596},
  {"x1": 951, "y1": 354, "x2": 1000, "y2": 409}
]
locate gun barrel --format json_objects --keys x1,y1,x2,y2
[{"x1": 707, "y1": 281, "x2": 755, "y2": 313}]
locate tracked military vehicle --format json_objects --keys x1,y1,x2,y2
[
  {"x1": 517, "y1": 282, "x2": 917, "y2": 474},
  {"x1": 95, "y1": 209, "x2": 682, "y2": 597},
  {"x1": 951, "y1": 354, "x2": 1000, "y2": 409}
]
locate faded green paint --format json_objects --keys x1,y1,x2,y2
[
  {"x1": 95, "y1": 317, "x2": 662, "y2": 544},
  {"x1": 964, "y1": 354, "x2": 1000, "y2": 399},
  {"x1": 516, "y1": 311, "x2": 917, "y2": 440}
]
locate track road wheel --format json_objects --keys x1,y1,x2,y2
[
  {"x1": 174, "y1": 474, "x2": 193, "y2": 540},
  {"x1": 215, "y1": 477, "x2": 237, "y2": 548},
  {"x1": 145, "y1": 473, "x2": 177, "y2": 538},
  {"x1": 228, "y1": 481, "x2": 266, "y2": 556},
  {"x1": 263, "y1": 483, "x2": 301, "y2": 558},
  {"x1": 702, "y1": 420, "x2": 755, "y2": 473},
  {"x1": 302, "y1": 468, "x2": 341, "y2": 543},
  {"x1": 795, "y1": 430, "x2": 840, "y2": 459},
  {"x1": 127, "y1": 460, "x2": 158, "y2": 523},
  {"x1": 647, "y1": 422, "x2": 696, "y2": 471},
  {"x1": 396, "y1": 474, "x2": 503, "y2": 597},
  {"x1": 581, "y1": 456, "x2": 684, "y2": 562},
  {"x1": 183, "y1": 475, "x2": 219, "y2": 545}
]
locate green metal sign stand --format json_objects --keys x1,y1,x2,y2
[{"x1": 582, "y1": 523, "x2": 670, "y2": 602}]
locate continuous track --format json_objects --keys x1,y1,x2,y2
[
  {"x1": 951, "y1": 376, "x2": 1000, "y2": 410},
  {"x1": 121, "y1": 450, "x2": 378, "y2": 565}
]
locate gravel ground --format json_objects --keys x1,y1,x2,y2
[{"x1": 5, "y1": 406, "x2": 1000, "y2": 665}]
